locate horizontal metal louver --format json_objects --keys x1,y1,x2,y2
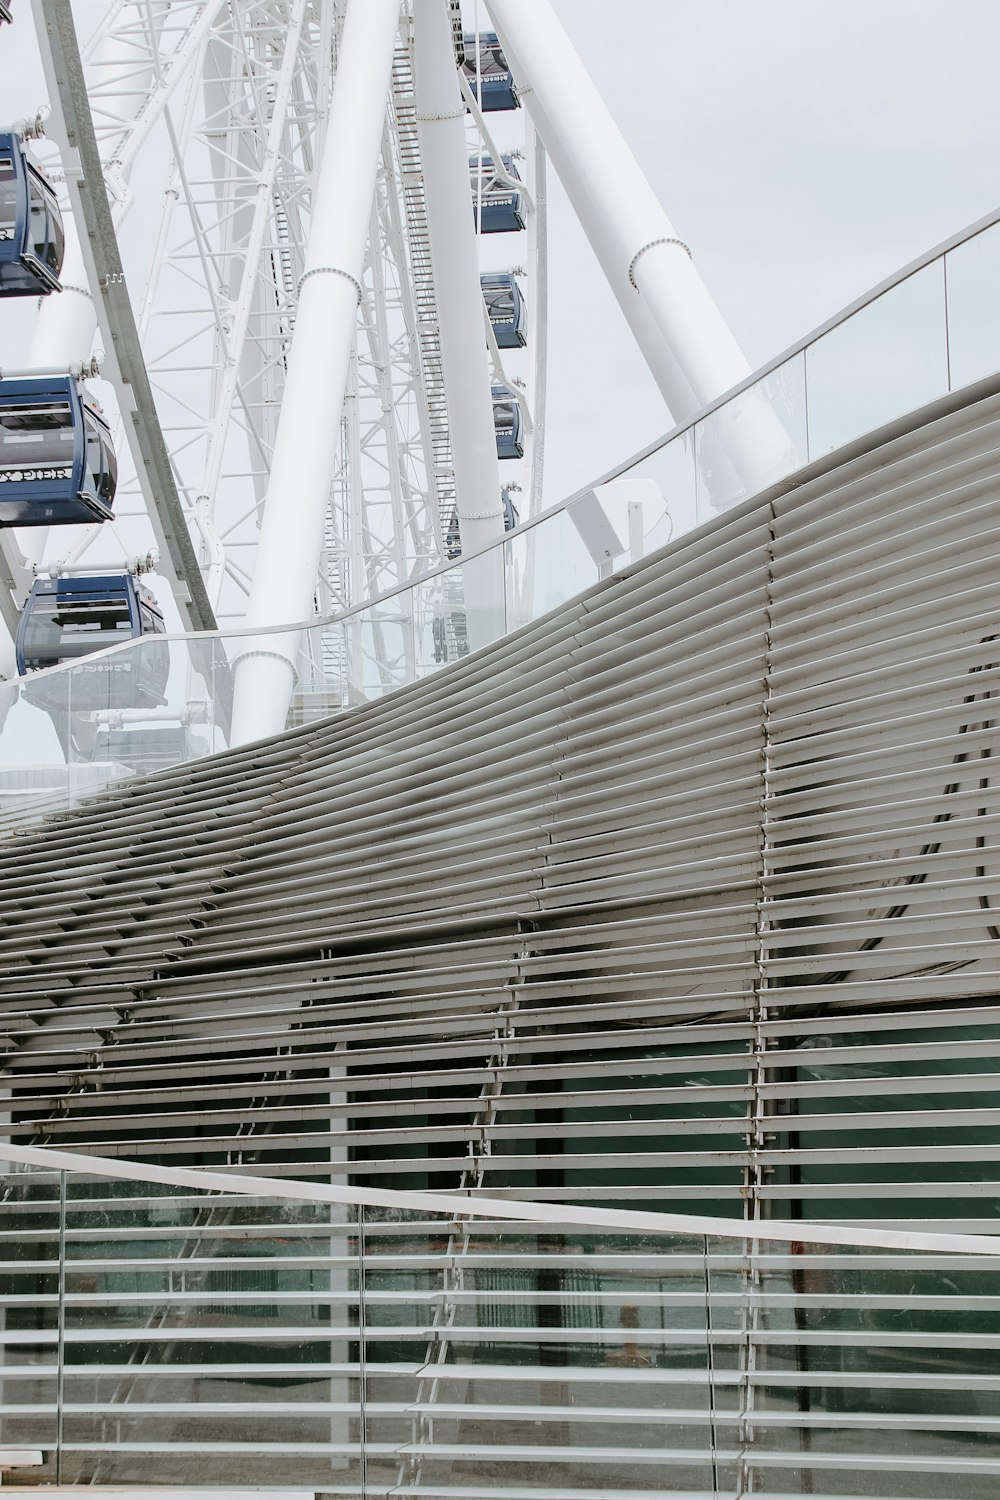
[{"x1": 6, "y1": 384, "x2": 1000, "y2": 1493}]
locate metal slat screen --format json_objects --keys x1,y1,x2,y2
[{"x1": 3, "y1": 388, "x2": 1000, "y2": 1493}]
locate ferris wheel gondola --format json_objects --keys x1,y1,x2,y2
[
  {"x1": 16, "y1": 574, "x2": 167, "y2": 708},
  {"x1": 0, "y1": 133, "x2": 64, "y2": 296},
  {"x1": 481, "y1": 272, "x2": 526, "y2": 348},
  {"x1": 0, "y1": 378, "x2": 117, "y2": 526},
  {"x1": 492, "y1": 383, "x2": 524, "y2": 460},
  {"x1": 470, "y1": 153, "x2": 525, "y2": 233},
  {"x1": 462, "y1": 31, "x2": 518, "y2": 111}
]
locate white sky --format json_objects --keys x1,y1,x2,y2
[
  {"x1": 541, "y1": 0, "x2": 1000, "y2": 495},
  {"x1": 3, "y1": 0, "x2": 1000, "y2": 504}
]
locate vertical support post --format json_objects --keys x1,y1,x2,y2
[
  {"x1": 230, "y1": 0, "x2": 402, "y2": 745},
  {"x1": 412, "y1": 0, "x2": 504, "y2": 556},
  {"x1": 328, "y1": 1055, "x2": 350, "y2": 1475},
  {"x1": 524, "y1": 125, "x2": 547, "y2": 519}
]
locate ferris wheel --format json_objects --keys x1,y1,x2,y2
[{"x1": 0, "y1": 0, "x2": 761, "y2": 751}]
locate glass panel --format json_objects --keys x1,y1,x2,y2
[
  {"x1": 361, "y1": 1208, "x2": 719, "y2": 1496},
  {"x1": 946, "y1": 220, "x2": 1000, "y2": 391},
  {"x1": 695, "y1": 353, "x2": 808, "y2": 521},
  {"x1": 592, "y1": 476, "x2": 646, "y2": 568},
  {"x1": 0, "y1": 1167, "x2": 61, "y2": 1476},
  {"x1": 0, "y1": 663, "x2": 75, "y2": 825},
  {"x1": 285, "y1": 618, "x2": 344, "y2": 727},
  {"x1": 99, "y1": 427, "x2": 117, "y2": 502},
  {"x1": 462, "y1": 31, "x2": 509, "y2": 78},
  {"x1": 713, "y1": 1236, "x2": 1000, "y2": 1499},
  {"x1": 406, "y1": 567, "x2": 460, "y2": 675},
  {"x1": 461, "y1": 543, "x2": 507, "y2": 650},
  {"x1": 54, "y1": 1175, "x2": 362, "y2": 1489},
  {"x1": 483, "y1": 282, "x2": 514, "y2": 320},
  {"x1": 45, "y1": 190, "x2": 63, "y2": 276},
  {"x1": 26, "y1": 176, "x2": 47, "y2": 266},
  {"x1": 347, "y1": 600, "x2": 411, "y2": 701},
  {"x1": 411, "y1": 561, "x2": 473, "y2": 671},
  {"x1": 204, "y1": 633, "x2": 233, "y2": 753},
  {"x1": 629, "y1": 426, "x2": 698, "y2": 548},
  {"x1": 805, "y1": 260, "x2": 949, "y2": 458},
  {"x1": 21, "y1": 590, "x2": 134, "y2": 670},
  {"x1": 2, "y1": 1164, "x2": 1000, "y2": 1490},
  {"x1": 0, "y1": 401, "x2": 74, "y2": 484},
  {"x1": 0, "y1": 154, "x2": 17, "y2": 240},
  {"x1": 505, "y1": 509, "x2": 597, "y2": 632}
]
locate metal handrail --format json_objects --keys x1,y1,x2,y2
[
  {"x1": 2, "y1": 1141, "x2": 999, "y2": 1257},
  {"x1": 7, "y1": 200, "x2": 1000, "y2": 698}
]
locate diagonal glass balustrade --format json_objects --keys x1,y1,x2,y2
[
  {"x1": 4, "y1": 210, "x2": 1000, "y2": 826},
  {"x1": 1, "y1": 1144, "x2": 999, "y2": 1497}
]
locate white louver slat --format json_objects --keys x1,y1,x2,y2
[{"x1": 5, "y1": 383, "x2": 1000, "y2": 1492}]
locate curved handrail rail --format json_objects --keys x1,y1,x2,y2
[
  {"x1": 7, "y1": 199, "x2": 1000, "y2": 700},
  {"x1": 2, "y1": 1141, "x2": 998, "y2": 1257}
]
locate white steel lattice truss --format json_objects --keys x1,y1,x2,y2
[{"x1": 32, "y1": 0, "x2": 535, "y2": 642}]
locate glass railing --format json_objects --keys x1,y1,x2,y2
[
  {"x1": 4, "y1": 210, "x2": 1000, "y2": 825},
  {"x1": 1, "y1": 1143, "x2": 998, "y2": 1494}
]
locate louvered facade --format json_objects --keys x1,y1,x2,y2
[
  {"x1": 5, "y1": 381, "x2": 1000, "y2": 1226},
  {"x1": 3, "y1": 379, "x2": 1000, "y2": 1494}
]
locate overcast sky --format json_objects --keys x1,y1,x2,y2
[
  {"x1": 540, "y1": 0, "x2": 1000, "y2": 495},
  {"x1": 3, "y1": 0, "x2": 1000, "y2": 504}
]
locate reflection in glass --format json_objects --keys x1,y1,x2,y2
[
  {"x1": 695, "y1": 355, "x2": 808, "y2": 520},
  {"x1": 0, "y1": 1170, "x2": 60, "y2": 1471},
  {"x1": 506, "y1": 509, "x2": 597, "y2": 631},
  {"x1": 632, "y1": 426, "x2": 698, "y2": 546}
]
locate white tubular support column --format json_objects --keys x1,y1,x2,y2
[
  {"x1": 27, "y1": 216, "x2": 96, "y2": 369},
  {"x1": 230, "y1": 0, "x2": 401, "y2": 747},
  {"x1": 412, "y1": 0, "x2": 504, "y2": 555},
  {"x1": 487, "y1": 0, "x2": 751, "y2": 414}
]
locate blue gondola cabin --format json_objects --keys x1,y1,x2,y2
[
  {"x1": 0, "y1": 133, "x2": 64, "y2": 295},
  {"x1": 0, "y1": 377, "x2": 117, "y2": 526},
  {"x1": 470, "y1": 154, "x2": 525, "y2": 234},
  {"x1": 492, "y1": 385, "x2": 524, "y2": 460},
  {"x1": 16, "y1": 574, "x2": 168, "y2": 711},
  {"x1": 481, "y1": 272, "x2": 526, "y2": 348},
  {"x1": 462, "y1": 32, "x2": 519, "y2": 111}
]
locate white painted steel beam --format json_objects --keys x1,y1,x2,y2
[
  {"x1": 412, "y1": 0, "x2": 504, "y2": 556},
  {"x1": 230, "y1": 0, "x2": 402, "y2": 745},
  {"x1": 4, "y1": 1142, "x2": 1000, "y2": 1257},
  {"x1": 487, "y1": 0, "x2": 747, "y2": 421}
]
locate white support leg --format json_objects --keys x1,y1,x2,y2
[
  {"x1": 230, "y1": 0, "x2": 402, "y2": 746},
  {"x1": 487, "y1": 0, "x2": 749, "y2": 416},
  {"x1": 412, "y1": 0, "x2": 504, "y2": 556}
]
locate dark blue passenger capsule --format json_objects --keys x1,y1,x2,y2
[
  {"x1": 481, "y1": 272, "x2": 526, "y2": 348},
  {"x1": 16, "y1": 574, "x2": 168, "y2": 710},
  {"x1": 470, "y1": 154, "x2": 525, "y2": 234},
  {"x1": 0, "y1": 133, "x2": 64, "y2": 295},
  {"x1": 492, "y1": 384, "x2": 524, "y2": 460},
  {"x1": 0, "y1": 378, "x2": 117, "y2": 526},
  {"x1": 462, "y1": 32, "x2": 519, "y2": 111}
]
